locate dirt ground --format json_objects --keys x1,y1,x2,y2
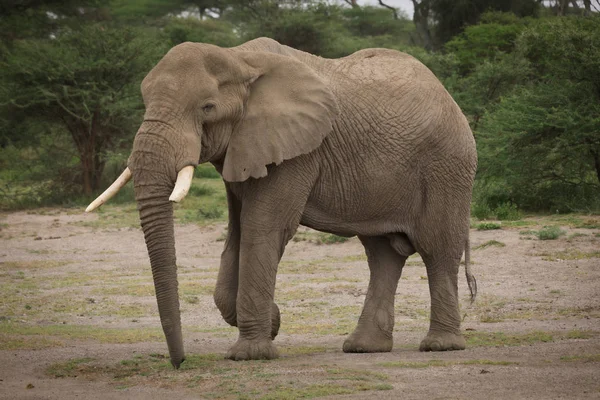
[{"x1": 1, "y1": 209, "x2": 599, "y2": 399}]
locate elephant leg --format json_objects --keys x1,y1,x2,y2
[
  {"x1": 225, "y1": 164, "x2": 312, "y2": 361},
  {"x1": 214, "y1": 187, "x2": 241, "y2": 327},
  {"x1": 214, "y1": 187, "x2": 281, "y2": 339},
  {"x1": 419, "y1": 233, "x2": 466, "y2": 351},
  {"x1": 343, "y1": 235, "x2": 406, "y2": 353},
  {"x1": 225, "y1": 227, "x2": 294, "y2": 360}
]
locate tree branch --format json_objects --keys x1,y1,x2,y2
[{"x1": 378, "y1": 0, "x2": 398, "y2": 19}]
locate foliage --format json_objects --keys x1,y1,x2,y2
[
  {"x1": 162, "y1": 17, "x2": 240, "y2": 48},
  {"x1": 0, "y1": 24, "x2": 167, "y2": 202},
  {"x1": 445, "y1": 12, "x2": 531, "y2": 73},
  {"x1": 536, "y1": 226, "x2": 566, "y2": 240},
  {"x1": 476, "y1": 222, "x2": 502, "y2": 231},
  {"x1": 238, "y1": 3, "x2": 413, "y2": 58},
  {"x1": 0, "y1": 0, "x2": 598, "y2": 214},
  {"x1": 431, "y1": 0, "x2": 540, "y2": 44},
  {"x1": 194, "y1": 164, "x2": 221, "y2": 179},
  {"x1": 494, "y1": 202, "x2": 521, "y2": 221}
]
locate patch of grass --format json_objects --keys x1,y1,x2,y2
[
  {"x1": 0, "y1": 334, "x2": 64, "y2": 350},
  {"x1": 476, "y1": 222, "x2": 501, "y2": 231},
  {"x1": 464, "y1": 329, "x2": 594, "y2": 347},
  {"x1": 0, "y1": 323, "x2": 164, "y2": 344},
  {"x1": 565, "y1": 329, "x2": 593, "y2": 339},
  {"x1": 74, "y1": 204, "x2": 140, "y2": 229},
  {"x1": 0, "y1": 260, "x2": 70, "y2": 270},
  {"x1": 47, "y1": 353, "x2": 390, "y2": 399},
  {"x1": 188, "y1": 184, "x2": 216, "y2": 197},
  {"x1": 47, "y1": 358, "x2": 97, "y2": 377},
  {"x1": 379, "y1": 359, "x2": 517, "y2": 368},
  {"x1": 560, "y1": 354, "x2": 600, "y2": 362},
  {"x1": 194, "y1": 164, "x2": 221, "y2": 179},
  {"x1": 465, "y1": 331, "x2": 554, "y2": 347},
  {"x1": 95, "y1": 283, "x2": 155, "y2": 297},
  {"x1": 262, "y1": 384, "x2": 354, "y2": 399},
  {"x1": 184, "y1": 295, "x2": 200, "y2": 304},
  {"x1": 279, "y1": 346, "x2": 329, "y2": 356},
  {"x1": 502, "y1": 220, "x2": 535, "y2": 228},
  {"x1": 538, "y1": 249, "x2": 600, "y2": 261},
  {"x1": 474, "y1": 240, "x2": 506, "y2": 250},
  {"x1": 179, "y1": 281, "x2": 215, "y2": 296},
  {"x1": 520, "y1": 229, "x2": 537, "y2": 236},
  {"x1": 316, "y1": 233, "x2": 350, "y2": 245},
  {"x1": 567, "y1": 233, "x2": 588, "y2": 241},
  {"x1": 537, "y1": 226, "x2": 566, "y2": 240}
]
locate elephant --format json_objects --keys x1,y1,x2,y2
[{"x1": 87, "y1": 37, "x2": 477, "y2": 369}]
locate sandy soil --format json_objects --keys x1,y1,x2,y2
[{"x1": 0, "y1": 209, "x2": 599, "y2": 399}]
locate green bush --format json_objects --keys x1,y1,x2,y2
[
  {"x1": 472, "y1": 202, "x2": 493, "y2": 220},
  {"x1": 494, "y1": 203, "x2": 521, "y2": 221},
  {"x1": 162, "y1": 18, "x2": 240, "y2": 48},
  {"x1": 476, "y1": 222, "x2": 502, "y2": 231},
  {"x1": 536, "y1": 226, "x2": 566, "y2": 240}
]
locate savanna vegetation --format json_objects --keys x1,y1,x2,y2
[{"x1": 1, "y1": 0, "x2": 599, "y2": 215}]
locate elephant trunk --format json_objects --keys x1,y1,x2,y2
[{"x1": 129, "y1": 130, "x2": 189, "y2": 369}]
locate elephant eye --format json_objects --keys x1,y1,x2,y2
[{"x1": 202, "y1": 103, "x2": 215, "y2": 113}]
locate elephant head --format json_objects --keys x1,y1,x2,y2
[{"x1": 86, "y1": 40, "x2": 338, "y2": 368}]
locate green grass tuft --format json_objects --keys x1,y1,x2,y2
[
  {"x1": 536, "y1": 225, "x2": 566, "y2": 240},
  {"x1": 475, "y1": 240, "x2": 506, "y2": 249},
  {"x1": 476, "y1": 222, "x2": 502, "y2": 231}
]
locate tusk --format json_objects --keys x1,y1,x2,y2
[
  {"x1": 169, "y1": 166, "x2": 195, "y2": 203},
  {"x1": 85, "y1": 168, "x2": 132, "y2": 212}
]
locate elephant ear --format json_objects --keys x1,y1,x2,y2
[{"x1": 221, "y1": 51, "x2": 339, "y2": 182}]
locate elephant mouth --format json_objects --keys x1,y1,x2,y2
[{"x1": 85, "y1": 165, "x2": 195, "y2": 212}]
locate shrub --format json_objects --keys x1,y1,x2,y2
[
  {"x1": 536, "y1": 226, "x2": 565, "y2": 240},
  {"x1": 472, "y1": 202, "x2": 493, "y2": 220},
  {"x1": 494, "y1": 202, "x2": 521, "y2": 221},
  {"x1": 476, "y1": 222, "x2": 502, "y2": 231}
]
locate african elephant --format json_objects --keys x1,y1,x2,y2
[{"x1": 87, "y1": 37, "x2": 477, "y2": 369}]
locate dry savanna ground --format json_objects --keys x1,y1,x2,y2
[{"x1": 1, "y1": 186, "x2": 599, "y2": 399}]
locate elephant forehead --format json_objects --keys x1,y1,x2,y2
[{"x1": 142, "y1": 44, "x2": 238, "y2": 99}]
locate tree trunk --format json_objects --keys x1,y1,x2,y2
[
  {"x1": 592, "y1": 149, "x2": 600, "y2": 185},
  {"x1": 412, "y1": 0, "x2": 433, "y2": 50}
]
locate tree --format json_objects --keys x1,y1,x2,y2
[
  {"x1": 0, "y1": 0, "x2": 110, "y2": 43},
  {"x1": 1, "y1": 24, "x2": 167, "y2": 196},
  {"x1": 476, "y1": 16, "x2": 600, "y2": 211}
]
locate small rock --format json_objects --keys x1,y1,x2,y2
[{"x1": 26, "y1": 383, "x2": 34, "y2": 389}]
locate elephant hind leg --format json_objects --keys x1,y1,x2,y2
[
  {"x1": 417, "y1": 230, "x2": 468, "y2": 352},
  {"x1": 343, "y1": 235, "x2": 406, "y2": 353}
]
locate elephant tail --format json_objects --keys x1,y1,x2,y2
[{"x1": 465, "y1": 236, "x2": 477, "y2": 303}]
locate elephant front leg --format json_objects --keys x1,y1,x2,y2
[
  {"x1": 214, "y1": 188, "x2": 280, "y2": 339},
  {"x1": 225, "y1": 229, "x2": 288, "y2": 361},
  {"x1": 343, "y1": 235, "x2": 405, "y2": 353}
]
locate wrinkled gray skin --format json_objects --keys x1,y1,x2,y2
[{"x1": 126, "y1": 38, "x2": 477, "y2": 368}]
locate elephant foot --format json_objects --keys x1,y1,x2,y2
[
  {"x1": 342, "y1": 329, "x2": 393, "y2": 353},
  {"x1": 226, "y1": 338, "x2": 279, "y2": 361},
  {"x1": 419, "y1": 331, "x2": 465, "y2": 352}
]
